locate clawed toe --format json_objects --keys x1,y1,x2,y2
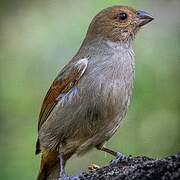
[
  {"x1": 69, "y1": 176, "x2": 81, "y2": 180},
  {"x1": 56, "y1": 173, "x2": 85, "y2": 180},
  {"x1": 57, "y1": 175, "x2": 70, "y2": 180},
  {"x1": 56, "y1": 176, "x2": 78, "y2": 180},
  {"x1": 116, "y1": 152, "x2": 126, "y2": 160},
  {"x1": 110, "y1": 152, "x2": 126, "y2": 164},
  {"x1": 88, "y1": 164, "x2": 100, "y2": 172}
]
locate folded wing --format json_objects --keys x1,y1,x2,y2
[{"x1": 38, "y1": 58, "x2": 88, "y2": 131}]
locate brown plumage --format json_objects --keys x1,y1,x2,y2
[
  {"x1": 35, "y1": 6, "x2": 153, "y2": 180},
  {"x1": 38, "y1": 61, "x2": 87, "y2": 131}
]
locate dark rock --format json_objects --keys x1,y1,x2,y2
[{"x1": 80, "y1": 153, "x2": 180, "y2": 180}]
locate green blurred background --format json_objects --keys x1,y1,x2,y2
[{"x1": 0, "y1": 0, "x2": 180, "y2": 179}]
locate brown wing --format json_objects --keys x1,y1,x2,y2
[{"x1": 38, "y1": 58, "x2": 88, "y2": 131}]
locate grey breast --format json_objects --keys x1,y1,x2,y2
[{"x1": 76, "y1": 39, "x2": 135, "y2": 141}]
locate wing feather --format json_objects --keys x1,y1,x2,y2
[{"x1": 38, "y1": 58, "x2": 88, "y2": 130}]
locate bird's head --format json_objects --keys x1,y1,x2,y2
[{"x1": 85, "y1": 6, "x2": 154, "y2": 43}]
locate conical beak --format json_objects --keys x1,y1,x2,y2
[{"x1": 136, "y1": 10, "x2": 154, "y2": 26}]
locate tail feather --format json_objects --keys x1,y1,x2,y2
[
  {"x1": 35, "y1": 138, "x2": 41, "y2": 155},
  {"x1": 37, "y1": 151, "x2": 59, "y2": 180},
  {"x1": 37, "y1": 151, "x2": 74, "y2": 180},
  {"x1": 37, "y1": 164, "x2": 48, "y2": 180}
]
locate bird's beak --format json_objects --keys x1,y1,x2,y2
[{"x1": 136, "y1": 10, "x2": 154, "y2": 27}]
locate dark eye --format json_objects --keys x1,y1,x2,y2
[{"x1": 117, "y1": 13, "x2": 127, "y2": 20}]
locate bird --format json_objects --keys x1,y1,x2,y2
[{"x1": 35, "y1": 5, "x2": 154, "y2": 180}]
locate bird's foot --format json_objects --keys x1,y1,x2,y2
[
  {"x1": 88, "y1": 164, "x2": 100, "y2": 173},
  {"x1": 68, "y1": 173, "x2": 86, "y2": 180},
  {"x1": 57, "y1": 173, "x2": 70, "y2": 180},
  {"x1": 71, "y1": 175, "x2": 83, "y2": 180},
  {"x1": 56, "y1": 173, "x2": 85, "y2": 180},
  {"x1": 110, "y1": 152, "x2": 126, "y2": 164},
  {"x1": 57, "y1": 178, "x2": 70, "y2": 180}
]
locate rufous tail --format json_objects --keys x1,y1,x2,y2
[
  {"x1": 37, "y1": 151, "x2": 60, "y2": 180},
  {"x1": 37, "y1": 151, "x2": 73, "y2": 180}
]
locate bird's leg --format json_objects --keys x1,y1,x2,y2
[
  {"x1": 99, "y1": 146, "x2": 117, "y2": 156},
  {"x1": 97, "y1": 146, "x2": 126, "y2": 163},
  {"x1": 58, "y1": 152, "x2": 85, "y2": 180},
  {"x1": 59, "y1": 153, "x2": 69, "y2": 179}
]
